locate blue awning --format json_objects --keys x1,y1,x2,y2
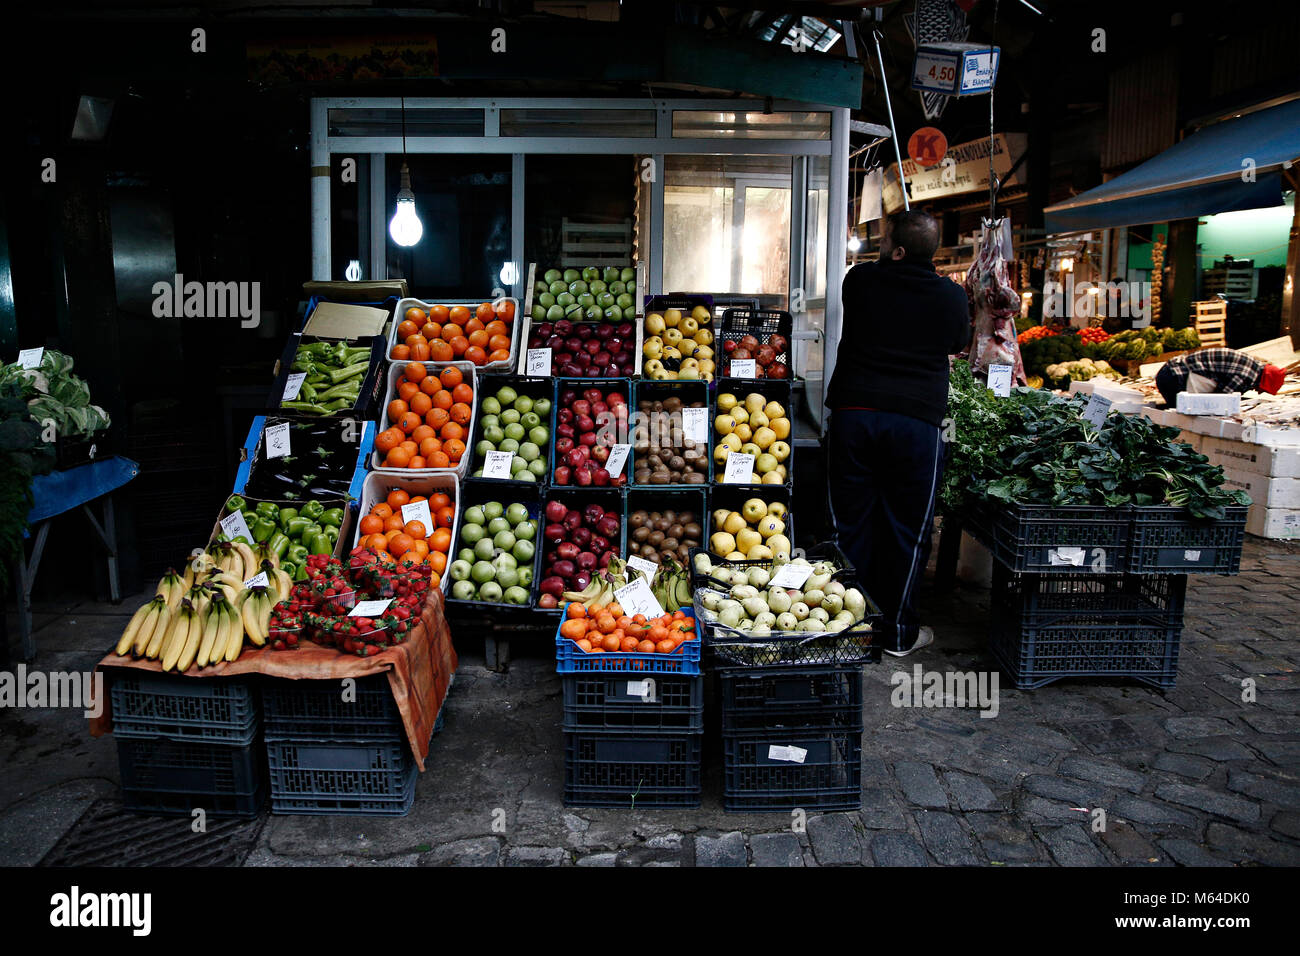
[{"x1": 1044, "y1": 98, "x2": 1300, "y2": 234}]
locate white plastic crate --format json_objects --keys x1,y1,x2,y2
[
  {"x1": 388, "y1": 297, "x2": 520, "y2": 373},
  {"x1": 372, "y1": 360, "x2": 477, "y2": 479},
  {"x1": 354, "y1": 471, "x2": 460, "y2": 592}
]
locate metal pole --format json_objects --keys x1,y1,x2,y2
[{"x1": 872, "y1": 31, "x2": 908, "y2": 211}]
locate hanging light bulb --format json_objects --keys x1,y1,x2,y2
[
  {"x1": 847, "y1": 233, "x2": 862, "y2": 253},
  {"x1": 389, "y1": 162, "x2": 423, "y2": 247}
]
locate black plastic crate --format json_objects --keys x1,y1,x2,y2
[
  {"x1": 563, "y1": 731, "x2": 702, "y2": 808},
  {"x1": 629, "y1": 379, "x2": 712, "y2": 488},
  {"x1": 988, "y1": 573, "x2": 1182, "y2": 690},
  {"x1": 992, "y1": 564, "x2": 1187, "y2": 628},
  {"x1": 117, "y1": 735, "x2": 265, "y2": 818},
  {"x1": 689, "y1": 541, "x2": 854, "y2": 590},
  {"x1": 465, "y1": 374, "x2": 554, "y2": 489},
  {"x1": 968, "y1": 501, "x2": 1132, "y2": 574},
  {"x1": 718, "y1": 666, "x2": 863, "y2": 733},
  {"x1": 717, "y1": 308, "x2": 795, "y2": 378},
  {"x1": 562, "y1": 674, "x2": 704, "y2": 732},
  {"x1": 265, "y1": 737, "x2": 418, "y2": 816},
  {"x1": 109, "y1": 671, "x2": 258, "y2": 743},
  {"x1": 1128, "y1": 505, "x2": 1247, "y2": 574},
  {"x1": 722, "y1": 727, "x2": 862, "y2": 812},
  {"x1": 624, "y1": 488, "x2": 709, "y2": 568},
  {"x1": 262, "y1": 674, "x2": 402, "y2": 741},
  {"x1": 711, "y1": 379, "x2": 794, "y2": 491}
]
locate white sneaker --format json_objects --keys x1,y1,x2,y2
[{"x1": 883, "y1": 626, "x2": 935, "y2": 658}]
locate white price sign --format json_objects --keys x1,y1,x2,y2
[
  {"x1": 625, "y1": 679, "x2": 656, "y2": 701},
  {"x1": 613, "y1": 577, "x2": 664, "y2": 619},
  {"x1": 282, "y1": 372, "x2": 307, "y2": 401},
  {"x1": 730, "y1": 359, "x2": 756, "y2": 378},
  {"x1": 605, "y1": 443, "x2": 631, "y2": 477},
  {"x1": 723, "y1": 451, "x2": 755, "y2": 484},
  {"x1": 349, "y1": 598, "x2": 393, "y2": 618},
  {"x1": 769, "y1": 562, "x2": 813, "y2": 590},
  {"x1": 987, "y1": 364, "x2": 1013, "y2": 397},
  {"x1": 265, "y1": 422, "x2": 291, "y2": 459},
  {"x1": 767, "y1": 745, "x2": 808, "y2": 764},
  {"x1": 526, "y1": 348, "x2": 551, "y2": 375},
  {"x1": 482, "y1": 450, "x2": 514, "y2": 479},
  {"x1": 1082, "y1": 393, "x2": 1113, "y2": 427},
  {"x1": 682, "y1": 406, "x2": 709, "y2": 445},
  {"x1": 219, "y1": 510, "x2": 252, "y2": 544},
  {"x1": 243, "y1": 571, "x2": 270, "y2": 589},
  {"x1": 17, "y1": 347, "x2": 44, "y2": 369},
  {"x1": 627, "y1": 554, "x2": 658, "y2": 578},
  {"x1": 401, "y1": 499, "x2": 433, "y2": 531}
]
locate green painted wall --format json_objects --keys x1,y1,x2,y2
[
  {"x1": 1196, "y1": 195, "x2": 1294, "y2": 268},
  {"x1": 1126, "y1": 224, "x2": 1168, "y2": 271}
]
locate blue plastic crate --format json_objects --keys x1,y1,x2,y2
[{"x1": 555, "y1": 606, "x2": 700, "y2": 675}]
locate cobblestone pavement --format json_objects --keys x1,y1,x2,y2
[{"x1": 2, "y1": 538, "x2": 1297, "y2": 866}]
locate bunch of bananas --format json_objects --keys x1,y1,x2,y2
[
  {"x1": 114, "y1": 539, "x2": 294, "y2": 670},
  {"x1": 647, "y1": 557, "x2": 692, "y2": 613}
]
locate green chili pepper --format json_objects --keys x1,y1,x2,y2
[
  {"x1": 252, "y1": 517, "x2": 276, "y2": 543},
  {"x1": 278, "y1": 507, "x2": 299, "y2": 528},
  {"x1": 320, "y1": 508, "x2": 344, "y2": 528},
  {"x1": 255, "y1": 501, "x2": 280, "y2": 520},
  {"x1": 225, "y1": 495, "x2": 246, "y2": 513},
  {"x1": 268, "y1": 531, "x2": 291, "y2": 559},
  {"x1": 308, "y1": 532, "x2": 332, "y2": 555},
  {"x1": 301, "y1": 500, "x2": 325, "y2": 520},
  {"x1": 286, "y1": 543, "x2": 309, "y2": 566}
]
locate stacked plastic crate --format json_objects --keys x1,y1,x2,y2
[
  {"x1": 261, "y1": 674, "x2": 422, "y2": 815},
  {"x1": 557, "y1": 617, "x2": 704, "y2": 808},
  {"x1": 109, "y1": 672, "x2": 264, "y2": 817}
]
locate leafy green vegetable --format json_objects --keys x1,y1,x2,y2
[
  {"x1": 0, "y1": 382, "x2": 55, "y2": 595},
  {"x1": 0, "y1": 350, "x2": 110, "y2": 441},
  {"x1": 942, "y1": 360, "x2": 1250, "y2": 519}
]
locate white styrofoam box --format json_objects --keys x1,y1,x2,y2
[
  {"x1": 1242, "y1": 422, "x2": 1300, "y2": 447},
  {"x1": 1219, "y1": 467, "x2": 1300, "y2": 510},
  {"x1": 372, "y1": 360, "x2": 477, "y2": 479},
  {"x1": 1148, "y1": 407, "x2": 1227, "y2": 438},
  {"x1": 389, "y1": 298, "x2": 520, "y2": 373},
  {"x1": 1245, "y1": 506, "x2": 1300, "y2": 540},
  {"x1": 355, "y1": 471, "x2": 460, "y2": 591},
  {"x1": 1177, "y1": 392, "x2": 1242, "y2": 417},
  {"x1": 1068, "y1": 378, "x2": 1147, "y2": 413},
  {"x1": 1200, "y1": 437, "x2": 1300, "y2": 478}
]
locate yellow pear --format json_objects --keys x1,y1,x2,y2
[
  {"x1": 695, "y1": 328, "x2": 714, "y2": 345},
  {"x1": 733, "y1": 423, "x2": 753, "y2": 443},
  {"x1": 749, "y1": 411, "x2": 770, "y2": 430},
  {"x1": 691, "y1": 305, "x2": 712, "y2": 324},
  {"x1": 717, "y1": 392, "x2": 738, "y2": 411},
  {"x1": 699, "y1": 358, "x2": 716, "y2": 375},
  {"x1": 714, "y1": 414, "x2": 737, "y2": 436},
  {"x1": 745, "y1": 393, "x2": 766, "y2": 416},
  {"x1": 710, "y1": 531, "x2": 736, "y2": 555},
  {"x1": 723, "y1": 511, "x2": 748, "y2": 536},
  {"x1": 645, "y1": 313, "x2": 666, "y2": 335},
  {"x1": 725, "y1": 551, "x2": 747, "y2": 561},
  {"x1": 720, "y1": 433, "x2": 742, "y2": 451},
  {"x1": 713, "y1": 508, "x2": 731, "y2": 528},
  {"x1": 664, "y1": 309, "x2": 682, "y2": 328},
  {"x1": 736, "y1": 528, "x2": 763, "y2": 553},
  {"x1": 764, "y1": 401, "x2": 786, "y2": 420},
  {"x1": 746, "y1": 544, "x2": 773, "y2": 561},
  {"x1": 769, "y1": 417, "x2": 791, "y2": 440},
  {"x1": 767, "y1": 534, "x2": 792, "y2": 560},
  {"x1": 753, "y1": 426, "x2": 776, "y2": 450}
]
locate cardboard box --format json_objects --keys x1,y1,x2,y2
[
  {"x1": 302, "y1": 301, "x2": 389, "y2": 340},
  {"x1": 1245, "y1": 506, "x2": 1300, "y2": 540},
  {"x1": 302, "y1": 279, "x2": 408, "y2": 303},
  {"x1": 1200, "y1": 437, "x2": 1300, "y2": 479},
  {"x1": 1220, "y1": 468, "x2": 1300, "y2": 510}
]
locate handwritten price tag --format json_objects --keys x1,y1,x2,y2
[
  {"x1": 987, "y1": 364, "x2": 1013, "y2": 397},
  {"x1": 682, "y1": 406, "x2": 709, "y2": 445},
  {"x1": 627, "y1": 554, "x2": 658, "y2": 577},
  {"x1": 483, "y1": 450, "x2": 514, "y2": 479},
  {"x1": 282, "y1": 372, "x2": 307, "y2": 401},
  {"x1": 17, "y1": 347, "x2": 44, "y2": 369},
  {"x1": 219, "y1": 510, "x2": 252, "y2": 544},
  {"x1": 730, "y1": 359, "x2": 756, "y2": 378},
  {"x1": 349, "y1": 598, "x2": 392, "y2": 618},
  {"x1": 613, "y1": 578, "x2": 664, "y2": 619},
  {"x1": 265, "y1": 422, "x2": 291, "y2": 459},
  {"x1": 243, "y1": 571, "x2": 270, "y2": 589},
  {"x1": 769, "y1": 563, "x2": 813, "y2": 589},
  {"x1": 723, "y1": 451, "x2": 755, "y2": 484},
  {"x1": 526, "y1": 348, "x2": 551, "y2": 375},
  {"x1": 1082, "y1": 393, "x2": 1113, "y2": 427},
  {"x1": 401, "y1": 499, "x2": 433, "y2": 531},
  {"x1": 605, "y1": 443, "x2": 631, "y2": 476}
]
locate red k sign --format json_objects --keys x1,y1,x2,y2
[{"x1": 908, "y1": 127, "x2": 949, "y2": 167}]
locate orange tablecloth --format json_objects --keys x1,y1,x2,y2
[{"x1": 89, "y1": 588, "x2": 457, "y2": 771}]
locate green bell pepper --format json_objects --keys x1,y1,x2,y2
[
  {"x1": 320, "y1": 508, "x2": 344, "y2": 528},
  {"x1": 301, "y1": 500, "x2": 325, "y2": 520},
  {"x1": 307, "y1": 532, "x2": 332, "y2": 556},
  {"x1": 278, "y1": 507, "x2": 299, "y2": 529},
  {"x1": 251, "y1": 517, "x2": 276, "y2": 543},
  {"x1": 322, "y1": 524, "x2": 340, "y2": 544},
  {"x1": 267, "y1": 531, "x2": 291, "y2": 559},
  {"x1": 225, "y1": 495, "x2": 246, "y2": 513},
  {"x1": 286, "y1": 543, "x2": 309, "y2": 567},
  {"x1": 279, "y1": 560, "x2": 298, "y2": 581},
  {"x1": 285, "y1": 517, "x2": 313, "y2": 539},
  {"x1": 255, "y1": 501, "x2": 280, "y2": 520}
]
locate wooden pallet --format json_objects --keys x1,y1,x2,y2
[{"x1": 1193, "y1": 300, "x2": 1228, "y2": 348}]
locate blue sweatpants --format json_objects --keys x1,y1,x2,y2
[{"x1": 827, "y1": 410, "x2": 945, "y2": 652}]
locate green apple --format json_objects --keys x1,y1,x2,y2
[
  {"x1": 504, "y1": 585, "x2": 529, "y2": 605},
  {"x1": 484, "y1": 425, "x2": 505, "y2": 445},
  {"x1": 492, "y1": 552, "x2": 517, "y2": 573},
  {"x1": 474, "y1": 537, "x2": 497, "y2": 561},
  {"x1": 449, "y1": 559, "x2": 472, "y2": 582},
  {"x1": 506, "y1": 502, "x2": 529, "y2": 524},
  {"x1": 546, "y1": 304, "x2": 564, "y2": 320},
  {"x1": 520, "y1": 411, "x2": 541, "y2": 429},
  {"x1": 493, "y1": 528, "x2": 517, "y2": 552},
  {"x1": 471, "y1": 560, "x2": 496, "y2": 584},
  {"x1": 476, "y1": 439, "x2": 494, "y2": 458},
  {"x1": 512, "y1": 455, "x2": 528, "y2": 473},
  {"x1": 483, "y1": 500, "x2": 504, "y2": 520},
  {"x1": 514, "y1": 471, "x2": 537, "y2": 482},
  {"x1": 499, "y1": 438, "x2": 520, "y2": 455},
  {"x1": 564, "y1": 303, "x2": 584, "y2": 320},
  {"x1": 589, "y1": 279, "x2": 607, "y2": 295},
  {"x1": 616, "y1": 294, "x2": 633, "y2": 311},
  {"x1": 486, "y1": 517, "x2": 509, "y2": 536},
  {"x1": 609, "y1": 280, "x2": 626, "y2": 295},
  {"x1": 568, "y1": 280, "x2": 588, "y2": 296},
  {"x1": 458, "y1": 548, "x2": 474, "y2": 564},
  {"x1": 533, "y1": 397, "x2": 551, "y2": 417},
  {"x1": 504, "y1": 423, "x2": 525, "y2": 442},
  {"x1": 582, "y1": 266, "x2": 600, "y2": 282},
  {"x1": 514, "y1": 520, "x2": 535, "y2": 541},
  {"x1": 481, "y1": 414, "x2": 500, "y2": 430},
  {"x1": 563, "y1": 269, "x2": 580, "y2": 283},
  {"x1": 500, "y1": 408, "x2": 521, "y2": 426},
  {"x1": 596, "y1": 292, "x2": 615, "y2": 309},
  {"x1": 528, "y1": 458, "x2": 547, "y2": 476},
  {"x1": 479, "y1": 581, "x2": 503, "y2": 603},
  {"x1": 538, "y1": 292, "x2": 556, "y2": 308},
  {"x1": 451, "y1": 580, "x2": 476, "y2": 600},
  {"x1": 519, "y1": 441, "x2": 541, "y2": 462},
  {"x1": 548, "y1": 281, "x2": 567, "y2": 296},
  {"x1": 543, "y1": 269, "x2": 562, "y2": 284},
  {"x1": 512, "y1": 538, "x2": 536, "y2": 564},
  {"x1": 517, "y1": 567, "x2": 533, "y2": 587},
  {"x1": 496, "y1": 386, "x2": 518, "y2": 405},
  {"x1": 557, "y1": 292, "x2": 575, "y2": 308},
  {"x1": 496, "y1": 566, "x2": 519, "y2": 589},
  {"x1": 464, "y1": 505, "x2": 486, "y2": 526},
  {"x1": 577, "y1": 293, "x2": 595, "y2": 309},
  {"x1": 528, "y1": 425, "x2": 549, "y2": 445},
  {"x1": 481, "y1": 396, "x2": 502, "y2": 416},
  {"x1": 584, "y1": 305, "x2": 603, "y2": 322},
  {"x1": 604, "y1": 305, "x2": 623, "y2": 322},
  {"x1": 531, "y1": 304, "x2": 545, "y2": 321},
  {"x1": 513, "y1": 394, "x2": 534, "y2": 414},
  {"x1": 621, "y1": 267, "x2": 635, "y2": 282}
]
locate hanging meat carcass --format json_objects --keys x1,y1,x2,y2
[{"x1": 965, "y1": 220, "x2": 1026, "y2": 385}]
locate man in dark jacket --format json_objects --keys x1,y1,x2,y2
[{"x1": 826, "y1": 210, "x2": 971, "y2": 656}]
